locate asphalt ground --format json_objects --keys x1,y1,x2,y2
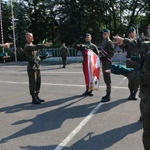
[{"x1": 0, "y1": 61, "x2": 143, "y2": 150}]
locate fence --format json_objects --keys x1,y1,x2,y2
[{"x1": 42, "y1": 47, "x2": 127, "y2": 63}]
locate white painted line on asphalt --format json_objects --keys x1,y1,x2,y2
[
  {"x1": 0, "y1": 70, "x2": 104, "y2": 75},
  {"x1": 0, "y1": 81, "x2": 128, "y2": 89},
  {"x1": 54, "y1": 102, "x2": 104, "y2": 150}
]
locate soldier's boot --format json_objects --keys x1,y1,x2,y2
[
  {"x1": 101, "y1": 84, "x2": 111, "y2": 102},
  {"x1": 82, "y1": 86, "x2": 89, "y2": 96},
  {"x1": 88, "y1": 90, "x2": 93, "y2": 96},
  {"x1": 101, "y1": 92, "x2": 111, "y2": 102},
  {"x1": 132, "y1": 91, "x2": 137, "y2": 100},
  {"x1": 31, "y1": 94, "x2": 41, "y2": 104},
  {"x1": 128, "y1": 91, "x2": 133, "y2": 100},
  {"x1": 36, "y1": 93, "x2": 45, "y2": 102}
]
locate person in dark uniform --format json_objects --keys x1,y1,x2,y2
[
  {"x1": 139, "y1": 24, "x2": 150, "y2": 121},
  {"x1": 100, "y1": 29, "x2": 114, "y2": 102},
  {"x1": 59, "y1": 43, "x2": 69, "y2": 68},
  {"x1": 114, "y1": 27, "x2": 140, "y2": 100},
  {"x1": 24, "y1": 32, "x2": 50, "y2": 104},
  {"x1": 138, "y1": 40, "x2": 150, "y2": 149},
  {"x1": 74, "y1": 33, "x2": 99, "y2": 96}
]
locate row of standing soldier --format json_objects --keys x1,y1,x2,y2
[
  {"x1": 73, "y1": 25, "x2": 150, "y2": 149},
  {"x1": 110, "y1": 24, "x2": 150, "y2": 150},
  {"x1": 17, "y1": 26, "x2": 150, "y2": 149}
]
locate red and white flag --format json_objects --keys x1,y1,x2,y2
[{"x1": 83, "y1": 49, "x2": 100, "y2": 91}]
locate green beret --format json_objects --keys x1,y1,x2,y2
[
  {"x1": 85, "y1": 33, "x2": 91, "y2": 37},
  {"x1": 128, "y1": 27, "x2": 136, "y2": 34},
  {"x1": 103, "y1": 29, "x2": 110, "y2": 33}
]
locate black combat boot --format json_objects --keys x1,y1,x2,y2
[
  {"x1": 88, "y1": 90, "x2": 93, "y2": 96},
  {"x1": 36, "y1": 93, "x2": 45, "y2": 102},
  {"x1": 31, "y1": 94, "x2": 41, "y2": 104},
  {"x1": 128, "y1": 90, "x2": 133, "y2": 100},
  {"x1": 82, "y1": 86, "x2": 90, "y2": 96},
  {"x1": 132, "y1": 91, "x2": 137, "y2": 100},
  {"x1": 101, "y1": 85, "x2": 111, "y2": 102},
  {"x1": 101, "y1": 92, "x2": 111, "y2": 102}
]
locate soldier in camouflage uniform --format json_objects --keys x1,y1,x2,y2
[
  {"x1": 74, "y1": 33, "x2": 99, "y2": 96},
  {"x1": 100, "y1": 29, "x2": 114, "y2": 103},
  {"x1": 24, "y1": 32, "x2": 50, "y2": 104},
  {"x1": 114, "y1": 27, "x2": 140, "y2": 100},
  {"x1": 139, "y1": 24, "x2": 150, "y2": 121},
  {"x1": 138, "y1": 40, "x2": 150, "y2": 150},
  {"x1": 59, "y1": 43, "x2": 69, "y2": 68}
]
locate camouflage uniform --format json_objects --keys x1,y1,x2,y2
[
  {"x1": 123, "y1": 38, "x2": 140, "y2": 100},
  {"x1": 60, "y1": 45, "x2": 69, "y2": 68},
  {"x1": 139, "y1": 43, "x2": 150, "y2": 149},
  {"x1": 24, "y1": 44, "x2": 44, "y2": 96},
  {"x1": 100, "y1": 38, "x2": 114, "y2": 101},
  {"x1": 75, "y1": 41, "x2": 99, "y2": 95}
]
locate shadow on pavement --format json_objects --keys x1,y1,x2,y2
[{"x1": 65, "y1": 121, "x2": 142, "y2": 150}]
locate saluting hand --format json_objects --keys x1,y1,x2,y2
[
  {"x1": 113, "y1": 35, "x2": 124, "y2": 46},
  {"x1": 1, "y1": 43, "x2": 13, "y2": 48}
]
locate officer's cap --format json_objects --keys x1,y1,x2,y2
[
  {"x1": 128, "y1": 27, "x2": 136, "y2": 34},
  {"x1": 102, "y1": 29, "x2": 110, "y2": 33}
]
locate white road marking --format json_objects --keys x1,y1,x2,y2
[
  {"x1": 0, "y1": 71, "x2": 83, "y2": 74},
  {"x1": 54, "y1": 77, "x2": 127, "y2": 150},
  {"x1": 54, "y1": 102, "x2": 104, "y2": 150},
  {"x1": 0, "y1": 81, "x2": 128, "y2": 89}
]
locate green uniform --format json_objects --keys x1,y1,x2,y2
[
  {"x1": 24, "y1": 44, "x2": 44, "y2": 95},
  {"x1": 123, "y1": 38, "x2": 140, "y2": 99},
  {"x1": 139, "y1": 41, "x2": 150, "y2": 118},
  {"x1": 60, "y1": 46, "x2": 69, "y2": 67},
  {"x1": 139, "y1": 48, "x2": 150, "y2": 149},
  {"x1": 101, "y1": 38, "x2": 114, "y2": 96},
  {"x1": 75, "y1": 41, "x2": 99, "y2": 95}
]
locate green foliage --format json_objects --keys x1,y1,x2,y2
[{"x1": 0, "y1": 0, "x2": 149, "y2": 63}]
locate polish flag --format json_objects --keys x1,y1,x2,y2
[{"x1": 83, "y1": 49, "x2": 100, "y2": 91}]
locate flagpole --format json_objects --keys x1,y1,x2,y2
[
  {"x1": 0, "y1": 0, "x2": 5, "y2": 62},
  {"x1": 10, "y1": 0, "x2": 17, "y2": 62}
]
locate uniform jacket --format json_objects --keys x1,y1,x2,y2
[
  {"x1": 60, "y1": 46, "x2": 69, "y2": 57},
  {"x1": 24, "y1": 44, "x2": 44, "y2": 69},
  {"x1": 101, "y1": 38, "x2": 114, "y2": 61}
]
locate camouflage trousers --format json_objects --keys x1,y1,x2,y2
[
  {"x1": 140, "y1": 84, "x2": 150, "y2": 150},
  {"x1": 27, "y1": 64, "x2": 41, "y2": 95},
  {"x1": 102, "y1": 60, "x2": 111, "y2": 93},
  {"x1": 124, "y1": 70, "x2": 140, "y2": 95}
]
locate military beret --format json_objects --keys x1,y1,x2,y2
[
  {"x1": 85, "y1": 33, "x2": 91, "y2": 37},
  {"x1": 128, "y1": 27, "x2": 136, "y2": 34},
  {"x1": 102, "y1": 29, "x2": 110, "y2": 33}
]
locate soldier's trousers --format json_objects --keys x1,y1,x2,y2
[
  {"x1": 27, "y1": 65, "x2": 41, "y2": 95},
  {"x1": 140, "y1": 85, "x2": 150, "y2": 150},
  {"x1": 61, "y1": 56, "x2": 67, "y2": 66},
  {"x1": 125, "y1": 71, "x2": 139, "y2": 95},
  {"x1": 102, "y1": 60, "x2": 111, "y2": 94}
]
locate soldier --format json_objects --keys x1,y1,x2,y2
[
  {"x1": 24, "y1": 32, "x2": 50, "y2": 104},
  {"x1": 74, "y1": 33, "x2": 99, "y2": 96},
  {"x1": 59, "y1": 43, "x2": 69, "y2": 68},
  {"x1": 138, "y1": 41, "x2": 150, "y2": 149},
  {"x1": 114, "y1": 27, "x2": 140, "y2": 100},
  {"x1": 139, "y1": 24, "x2": 150, "y2": 121},
  {"x1": 100, "y1": 29, "x2": 114, "y2": 103}
]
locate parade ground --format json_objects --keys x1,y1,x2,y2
[{"x1": 0, "y1": 61, "x2": 143, "y2": 150}]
